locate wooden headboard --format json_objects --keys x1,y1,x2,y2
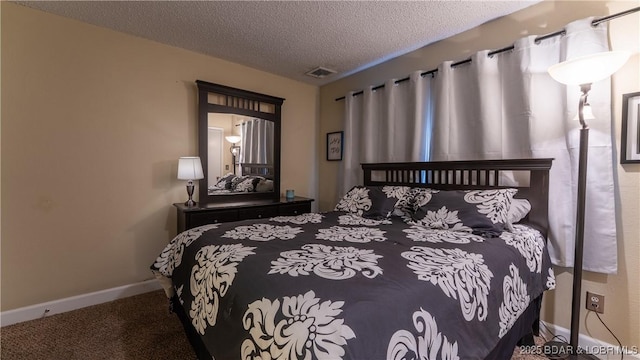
[
  {"x1": 240, "y1": 163, "x2": 274, "y2": 179},
  {"x1": 361, "y1": 158, "x2": 553, "y2": 235}
]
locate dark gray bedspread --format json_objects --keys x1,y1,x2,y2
[{"x1": 151, "y1": 211, "x2": 555, "y2": 360}]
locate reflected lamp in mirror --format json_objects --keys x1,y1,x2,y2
[
  {"x1": 225, "y1": 135, "x2": 242, "y2": 174},
  {"x1": 177, "y1": 156, "x2": 204, "y2": 207}
]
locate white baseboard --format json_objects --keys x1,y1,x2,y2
[
  {"x1": 1, "y1": 279, "x2": 162, "y2": 327},
  {"x1": 540, "y1": 321, "x2": 640, "y2": 360}
]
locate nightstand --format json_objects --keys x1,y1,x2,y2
[{"x1": 174, "y1": 196, "x2": 314, "y2": 233}]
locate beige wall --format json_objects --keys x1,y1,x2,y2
[
  {"x1": 1, "y1": 2, "x2": 318, "y2": 311},
  {"x1": 319, "y1": 0, "x2": 639, "y2": 349}
]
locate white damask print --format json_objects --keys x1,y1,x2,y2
[
  {"x1": 403, "y1": 226, "x2": 484, "y2": 244},
  {"x1": 241, "y1": 290, "x2": 355, "y2": 360},
  {"x1": 271, "y1": 213, "x2": 324, "y2": 224},
  {"x1": 387, "y1": 308, "x2": 460, "y2": 360},
  {"x1": 498, "y1": 264, "x2": 530, "y2": 338},
  {"x1": 175, "y1": 284, "x2": 184, "y2": 305},
  {"x1": 152, "y1": 224, "x2": 219, "y2": 277},
  {"x1": 546, "y1": 268, "x2": 556, "y2": 290},
  {"x1": 269, "y1": 244, "x2": 383, "y2": 279},
  {"x1": 464, "y1": 189, "x2": 516, "y2": 224},
  {"x1": 382, "y1": 186, "x2": 412, "y2": 202},
  {"x1": 410, "y1": 206, "x2": 473, "y2": 233},
  {"x1": 500, "y1": 225, "x2": 545, "y2": 273},
  {"x1": 223, "y1": 223, "x2": 304, "y2": 241},
  {"x1": 337, "y1": 214, "x2": 392, "y2": 226},
  {"x1": 334, "y1": 187, "x2": 372, "y2": 215},
  {"x1": 190, "y1": 244, "x2": 256, "y2": 335},
  {"x1": 411, "y1": 188, "x2": 436, "y2": 209},
  {"x1": 316, "y1": 226, "x2": 387, "y2": 243},
  {"x1": 234, "y1": 178, "x2": 255, "y2": 192},
  {"x1": 402, "y1": 247, "x2": 493, "y2": 321}
]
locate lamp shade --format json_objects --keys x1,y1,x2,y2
[
  {"x1": 548, "y1": 51, "x2": 630, "y2": 85},
  {"x1": 225, "y1": 135, "x2": 241, "y2": 144},
  {"x1": 573, "y1": 103, "x2": 595, "y2": 121},
  {"x1": 177, "y1": 157, "x2": 204, "y2": 180}
]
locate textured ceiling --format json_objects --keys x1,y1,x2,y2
[{"x1": 16, "y1": 1, "x2": 540, "y2": 86}]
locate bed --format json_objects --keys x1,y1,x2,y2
[
  {"x1": 208, "y1": 164, "x2": 275, "y2": 194},
  {"x1": 153, "y1": 158, "x2": 555, "y2": 360}
]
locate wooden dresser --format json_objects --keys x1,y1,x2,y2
[{"x1": 174, "y1": 196, "x2": 313, "y2": 233}]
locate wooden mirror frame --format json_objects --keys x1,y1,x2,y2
[{"x1": 197, "y1": 80, "x2": 284, "y2": 204}]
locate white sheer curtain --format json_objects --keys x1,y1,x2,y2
[
  {"x1": 340, "y1": 18, "x2": 617, "y2": 273},
  {"x1": 340, "y1": 72, "x2": 431, "y2": 195},
  {"x1": 240, "y1": 118, "x2": 274, "y2": 165}
]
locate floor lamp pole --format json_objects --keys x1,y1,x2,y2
[
  {"x1": 569, "y1": 85, "x2": 591, "y2": 352},
  {"x1": 232, "y1": 153, "x2": 237, "y2": 175}
]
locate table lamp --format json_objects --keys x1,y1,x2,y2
[{"x1": 177, "y1": 156, "x2": 204, "y2": 207}]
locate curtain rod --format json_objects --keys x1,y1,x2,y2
[{"x1": 335, "y1": 6, "x2": 639, "y2": 101}]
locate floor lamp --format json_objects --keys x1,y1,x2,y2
[
  {"x1": 548, "y1": 50, "x2": 630, "y2": 358},
  {"x1": 226, "y1": 135, "x2": 241, "y2": 175}
]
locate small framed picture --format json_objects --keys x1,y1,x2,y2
[
  {"x1": 326, "y1": 131, "x2": 343, "y2": 161},
  {"x1": 621, "y1": 91, "x2": 640, "y2": 164}
]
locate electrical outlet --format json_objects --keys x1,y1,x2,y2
[{"x1": 586, "y1": 292, "x2": 605, "y2": 314}]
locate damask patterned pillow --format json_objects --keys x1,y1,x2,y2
[
  {"x1": 411, "y1": 189, "x2": 517, "y2": 235},
  {"x1": 363, "y1": 186, "x2": 404, "y2": 219},
  {"x1": 508, "y1": 198, "x2": 531, "y2": 224},
  {"x1": 232, "y1": 176, "x2": 256, "y2": 192},
  {"x1": 334, "y1": 186, "x2": 370, "y2": 215},
  {"x1": 334, "y1": 186, "x2": 406, "y2": 219},
  {"x1": 504, "y1": 198, "x2": 532, "y2": 232},
  {"x1": 215, "y1": 173, "x2": 237, "y2": 190},
  {"x1": 392, "y1": 186, "x2": 428, "y2": 218}
]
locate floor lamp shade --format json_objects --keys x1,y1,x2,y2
[
  {"x1": 177, "y1": 156, "x2": 204, "y2": 207},
  {"x1": 225, "y1": 135, "x2": 241, "y2": 144},
  {"x1": 547, "y1": 50, "x2": 629, "y2": 357},
  {"x1": 548, "y1": 51, "x2": 630, "y2": 85}
]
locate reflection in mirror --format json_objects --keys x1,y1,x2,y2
[
  {"x1": 197, "y1": 80, "x2": 284, "y2": 204},
  {"x1": 206, "y1": 114, "x2": 275, "y2": 195}
]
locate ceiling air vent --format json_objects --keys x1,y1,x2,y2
[{"x1": 305, "y1": 67, "x2": 337, "y2": 79}]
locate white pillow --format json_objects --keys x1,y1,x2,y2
[{"x1": 508, "y1": 198, "x2": 531, "y2": 224}]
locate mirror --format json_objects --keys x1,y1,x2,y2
[{"x1": 197, "y1": 80, "x2": 284, "y2": 204}]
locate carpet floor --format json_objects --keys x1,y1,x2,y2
[
  {"x1": 1, "y1": 290, "x2": 547, "y2": 359},
  {"x1": 1, "y1": 290, "x2": 196, "y2": 360}
]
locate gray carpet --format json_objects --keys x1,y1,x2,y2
[{"x1": 1, "y1": 290, "x2": 546, "y2": 359}]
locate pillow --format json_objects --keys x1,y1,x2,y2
[
  {"x1": 334, "y1": 186, "x2": 370, "y2": 215},
  {"x1": 255, "y1": 178, "x2": 274, "y2": 192},
  {"x1": 392, "y1": 187, "x2": 429, "y2": 218},
  {"x1": 505, "y1": 198, "x2": 532, "y2": 232},
  {"x1": 232, "y1": 176, "x2": 256, "y2": 192},
  {"x1": 411, "y1": 189, "x2": 517, "y2": 236},
  {"x1": 215, "y1": 173, "x2": 236, "y2": 190},
  {"x1": 334, "y1": 186, "x2": 402, "y2": 219},
  {"x1": 375, "y1": 186, "x2": 416, "y2": 219},
  {"x1": 508, "y1": 198, "x2": 531, "y2": 224},
  {"x1": 363, "y1": 186, "x2": 402, "y2": 219}
]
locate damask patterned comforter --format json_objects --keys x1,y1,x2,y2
[{"x1": 151, "y1": 211, "x2": 555, "y2": 360}]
